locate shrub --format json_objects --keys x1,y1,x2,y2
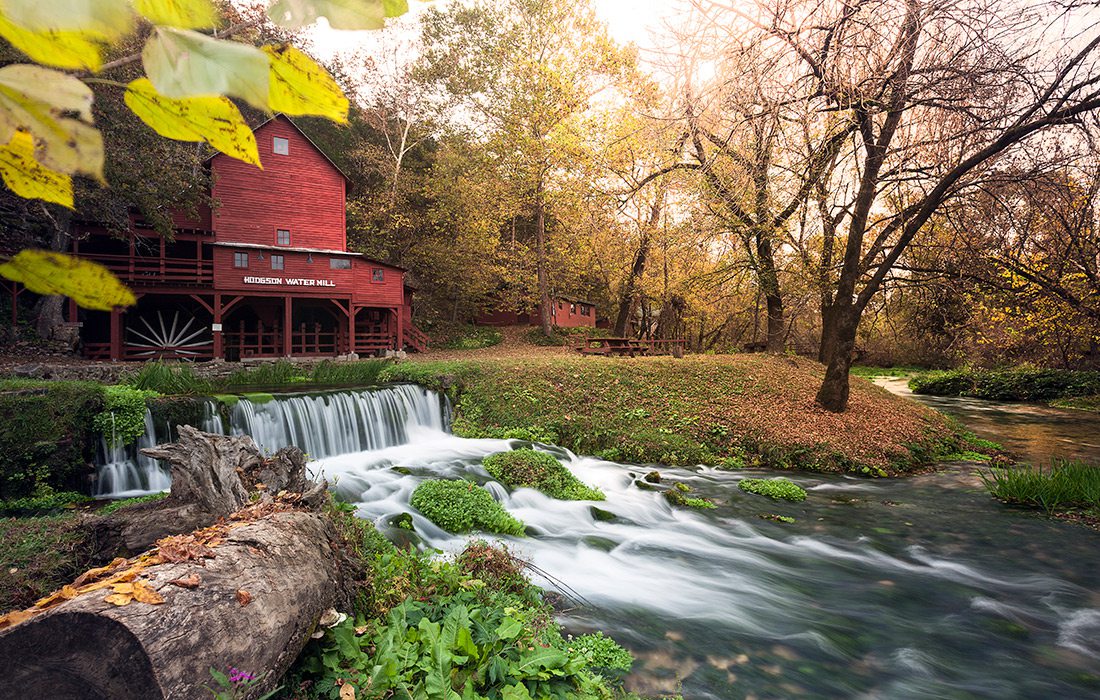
[
  {"x1": 738, "y1": 477, "x2": 807, "y2": 502},
  {"x1": 980, "y1": 460, "x2": 1100, "y2": 513},
  {"x1": 525, "y1": 327, "x2": 567, "y2": 346},
  {"x1": 440, "y1": 327, "x2": 503, "y2": 350},
  {"x1": 0, "y1": 489, "x2": 90, "y2": 516},
  {"x1": 96, "y1": 491, "x2": 168, "y2": 516},
  {"x1": 482, "y1": 449, "x2": 605, "y2": 501},
  {"x1": 410, "y1": 479, "x2": 526, "y2": 536},
  {"x1": 223, "y1": 360, "x2": 308, "y2": 390},
  {"x1": 92, "y1": 385, "x2": 156, "y2": 447},
  {"x1": 569, "y1": 631, "x2": 633, "y2": 673},
  {"x1": 909, "y1": 369, "x2": 974, "y2": 396}
]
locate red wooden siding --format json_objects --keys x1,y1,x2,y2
[
  {"x1": 210, "y1": 117, "x2": 347, "y2": 251},
  {"x1": 212, "y1": 247, "x2": 404, "y2": 305}
]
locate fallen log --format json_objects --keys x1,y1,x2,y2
[
  {"x1": 90, "y1": 425, "x2": 327, "y2": 556},
  {"x1": 0, "y1": 428, "x2": 348, "y2": 699},
  {"x1": 0, "y1": 509, "x2": 344, "y2": 699}
]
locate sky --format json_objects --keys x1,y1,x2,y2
[{"x1": 307, "y1": 0, "x2": 685, "y2": 64}]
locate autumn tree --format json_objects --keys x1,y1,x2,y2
[{"x1": 418, "y1": 0, "x2": 634, "y2": 335}]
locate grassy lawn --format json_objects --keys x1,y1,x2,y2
[
  {"x1": 0, "y1": 514, "x2": 94, "y2": 611},
  {"x1": 384, "y1": 354, "x2": 967, "y2": 475}
]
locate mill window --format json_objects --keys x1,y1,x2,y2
[
  {"x1": 276, "y1": 229, "x2": 290, "y2": 245},
  {"x1": 233, "y1": 252, "x2": 248, "y2": 268},
  {"x1": 273, "y1": 137, "x2": 289, "y2": 155},
  {"x1": 271, "y1": 254, "x2": 284, "y2": 270}
]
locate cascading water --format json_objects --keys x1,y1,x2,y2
[
  {"x1": 91, "y1": 381, "x2": 1100, "y2": 697},
  {"x1": 92, "y1": 384, "x2": 446, "y2": 497},
  {"x1": 313, "y1": 435, "x2": 1100, "y2": 699}
]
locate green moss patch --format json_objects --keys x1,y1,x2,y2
[
  {"x1": 410, "y1": 479, "x2": 525, "y2": 536},
  {"x1": 738, "y1": 477, "x2": 807, "y2": 502},
  {"x1": 0, "y1": 515, "x2": 94, "y2": 611},
  {"x1": 482, "y1": 449, "x2": 604, "y2": 501}
]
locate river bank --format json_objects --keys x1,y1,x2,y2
[{"x1": 384, "y1": 354, "x2": 973, "y2": 475}]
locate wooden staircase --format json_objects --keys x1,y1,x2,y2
[{"x1": 403, "y1": 323, "x2": 430, "y2": 352}]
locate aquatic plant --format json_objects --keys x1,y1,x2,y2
[
  {"x1": 980, "y1": 460, "x2": 1100, "y2": 513},
  {"x1": 482, "y1": 449, "x2": 604, "y2": 501},
  {"x1": 568, "y1": 631, "x2": 633, "y2": 673},
  {"x1": 738, "y1": 477, "x2": 807, "y2": 502},
  {"x1": 410, "y1": 479, "x2": 526, "y2": 536},
  {"x1": 664, "y1": 486, "x2": 717, "y2": 509},
  {"x1": 92, "y1": 385, "x2": 156, "y2": 447}
]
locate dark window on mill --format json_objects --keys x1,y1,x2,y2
[
  {"x1": 372, "y1": 268, "x2": 385, "y2": 282},
  {"x1": 330, "y1": 258, "x2": 351, "y2": 270}
]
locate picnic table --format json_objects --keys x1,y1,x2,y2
[{"x1": 575, "y1": 337, "x2": 650, "y2": 357}]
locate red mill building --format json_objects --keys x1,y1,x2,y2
[{"x1": 67, "y1": 116, "x2": 426, "y2": 361}]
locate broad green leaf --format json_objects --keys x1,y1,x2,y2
[
  {"x1": 0, "y1": 15, "x2": 103, "y2": 70},
  {"x1": 132, "y1": 0, "x2": 217, "y2": 28},
  {"x1": 143, "y1": 27, "x2": 269, "y2": 110},
  {"x1": 0, "y1": 130, "x2": 73, "y2": 206},
  {"x1": 267, "y1": 0, "x2": 406, "y2": 30},
  {"x1": 0, "y1": 250, "x2": 137, "y2": 311},
  {"x1": 501, "y1": 684, "x2": 532, "y2": 700},
  {"x1": 0, "y1": 64, "x2": 103, "y2": 179},
  {"x1": 495, "y1": 617, "x2": 523, "y2": 640},
  {"x1": 0, "y1": 0, "x2": 132, "y2": 38},
  {"x1": 124, "y1": 78, "x2": 260, "y2": 167},
  {"x1": 264, "y1": 45, "x2": 348, "y2": 122}
]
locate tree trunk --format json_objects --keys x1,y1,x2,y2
[
  {"x1": 0, "y1": 511, "x2": 345, "y2": 700},
  {"x1": 534, "y1": 184, "x2": 552, "y2": 337},
  {"x1": 815, "y1": 303, "x2": 859, "y2": 412},
  {"x1": 765, "y1": 292, "x2": 785, "y2": 354},
  {"x1": 613, "y1": 230, "x2": 649, "y2": 337},
  {"x1": 34, "y1": 208, "x2": 73, "y2": 342}
]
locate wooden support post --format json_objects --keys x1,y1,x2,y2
[
  {"x1": 109, "y1": 307, "x2": 122, "y2": 362},
  {"x1": 394, "y1": 307, "x2": 404, "y2": 351},
  {"x1": 212, "y1": 294, "x2": 223, "y2": 359},
  {"x1": 283, "y1": 297, "x2": 292, "y2": 357},
  {"x1": 349, "y1": 307, "x2": 357, "y2": 355}
]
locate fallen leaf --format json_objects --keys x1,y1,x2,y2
[
  {"x1": 168, "y1": 574, "x2": 201, "y2": 589},
  {"x1": 236, "y1": 589, "x2": 252, "y2": 606},
  {"x1": 354, "y1": 624, "x2": 370, "y2": 636},
  {"x1": 111, "y1": 582, "x2": 135, "y2": 595},
  {"x1": 71, "y1": 557, "x2": 127, "y2": 587},
  {"x1": 105, "y1": 593, "x2": 133, "y2": 606},
  {"x1": 0, "y1": 610, "x2": 34, "y2": 629},
  {"x1": 132, "y1": 581, "x2": 165, "y2": 605},
  {"x1": 339, "y1": 683, "x2": 356, "y2": 700}
]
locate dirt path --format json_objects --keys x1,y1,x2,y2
[{"x1": 414, "y1": 326, "x2": 573, "y2": 362}]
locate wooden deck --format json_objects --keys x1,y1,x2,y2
[{"x1": 573, "y1": 337, "x2": 686, "y2": 357}]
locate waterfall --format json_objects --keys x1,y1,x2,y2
[{"x1": 93, "y1": 384, "x2": 447, "y2": 498}]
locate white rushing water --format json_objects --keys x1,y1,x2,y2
[
  {"x1": 93, "y1": 384, "x2": 445, "y2": 497},
  {"x1": 94, "y1": 384, "x2": 1100, "y2": 697}
]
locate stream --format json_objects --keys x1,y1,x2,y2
[{"x1": 97, "y1": 383, "x2": 1100, "y2": 698}]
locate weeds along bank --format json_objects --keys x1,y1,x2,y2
[
  {"x1": 383, "y1": 354, "x2": 973, "y2": 475},
  {"x1": 909, "y1": 367, "x2": 1100, "y2": 409}
]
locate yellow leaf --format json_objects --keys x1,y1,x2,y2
[
  {"x1": 339, "y1": 683, "x2": 356, "y2": 700},
  {"x1": 268, "y1": 0, "x2": 392, "y2": 30},
  {"x1": 0, "y1": 0, "x2": 132, "y2": 39},
  {"x1": 143, "y1": 28, "x2": 270, "y2": 110},
  {"x1": 111, "y1": 583, "x2": 135, "y2": 595},
  {"x1": 104, "y1": 593, "x2": 133, "y2": 606},
  {"x1": 132, "y1": 0, "x2": 217, "y2": 28},
  {"x1": 0, "y1": 15, "x2": 103, "y2": 70},
  {"x1": 264, "y1": 45, "x2": 348, "y2": 122},
  {"x1": 0, "y1": 130, "x2": 73, "y2": 207},
  {"x1": 0, "y1": 64, "x2": 103, "y2": 179},
  {"x1": 132, "y1": 581, "x2": 165, "y2": 605},
  {"x1": 124, "y1": 78, "x2": 261, "y2": 167},
  {"x1": 0, "y1": 250, "x2": 137, "y2": 311}
]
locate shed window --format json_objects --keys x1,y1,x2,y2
[
  {"x1": 570, "y1": 303, "x2": 576, "y2": 314},
  {"x1": 276, "y1": 229, "x2": 290, "y2": 245},
  {"x1": 372, "y1": 268, "x2": 385, "y2": 282},
  {"x1": 233, "y1": 252, "x2": 248, "y2": 268},
  {"x1": 273, "y1": 137, "x2": 289, "y2": 155},
  {"x1": 271, "y1": 254, "x2": 284, "y2": 271},
  {"x1": 581, "y1": 305, "x2": 591, "y2": 316},
  {"x1": 330, "y1": 258, "x2": 351, "y2": 270}
]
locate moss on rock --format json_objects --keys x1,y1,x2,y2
[
  {"x1": 738, "y1": 477, "x2": 807, "y2": 502},
  {"x1": 482, "y1": 449, "x2": 604, "y2": 501},
  {"x1": 410, "y1": 479, "x2": 525, "y2": 536}
]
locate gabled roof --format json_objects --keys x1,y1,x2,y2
[{"x1": 205, "y1": 114, "x2": 351, "y2": 183}]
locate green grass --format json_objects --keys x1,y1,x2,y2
[
  {"x1": 410, "y1": 479, "x2": 526, "y2": 536},
  {"x1": 0, "y1": 490, "x2": 90, "y2": 516},
  {"x1": 850, "y1": 365, "x2": 927, "y2": 379},
  {"x1": 125, "y1": 362, "x2": 215, "y2": 394},
  {"x1": 309, "y1": 359, "x2": 387, "y2": 386},
  {"x1": 223, "y1": 359, "x2": 310, "y2": 389},
  {"x1": 482, "y1": 449, "x2": 604, "y2": 501},
  {"x1": 0, "y1": 515, "x2": 92, "y2": 611},
  {"x1": 437, "y1": 327, "x2": 503, "y2": 350},
  {"x1": 939, "y1": 451, "x2": 993, "y2": 462},
  {"x1": 980, "y1": 460, "x2": 1100, "y2": 514},
  {"x1": 1051, "y1": 395, "x2": 1100, "y2": 412},
  {"x1": 96, "y1": 491, "x2": 168, "y2": 516},
  {"x1": 738, "y1": 477, "x2": 807, "y2": 502}
]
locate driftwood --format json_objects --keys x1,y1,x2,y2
[
  {"x1": 0, "y1": 511, "x2": 344, "y2": 699},
  {"x1": 91, "y1": 425, "x2": 326, "y2": 556},
  {"x1": 0, "y1": 428, "x2": 346, "y2": 699}
]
